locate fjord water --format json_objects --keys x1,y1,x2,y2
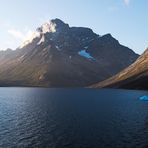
[{"x1": 0, "y1": 88, "x2": 147, "y2": 148}]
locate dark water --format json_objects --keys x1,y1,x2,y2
[{"x1": 0, "y1": 88, "x2": 148, "y2": 148}]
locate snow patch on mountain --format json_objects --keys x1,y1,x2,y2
[
  {"x1": 37, "y1": 35, "x2": 45, "y2": 45},
  {"x1": 55, "y1": 45, "x2": 62, "y2": 51},
  {"x1": 41, "y1": 21, "x2": 56, "y2": 33},
  {"x1": 84, "y1": 46, "x2": 89, "y2": 49},
  {"x1": 78, "y1": 50, "x2": 94, "y2": 59}
]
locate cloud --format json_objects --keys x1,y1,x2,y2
[
  {"x1": 23, "y1": 30, "x2": 35, "y2": 41},
  {"x1": 38, "y1": 16, "x2": 52, "y2": 24},
  {"x1": 8, "y1": 29, "x2": 34, "y2": 41},
  {"x1": 123, "y1": 0, "x2": 130, "y2": 6},
  {"x1": 0, "y1": 20, "x2": 12, "y2": 29},
  {"x1": 8, "y1": 29, "x2": 25, "y2": 40}
]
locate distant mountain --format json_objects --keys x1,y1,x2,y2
[
  {"x1": 0, "y1": 19, "x2": 138, "y2": 87},
  {"x1": 92, "y1": 48, "x2": 148, "y2": 90}
]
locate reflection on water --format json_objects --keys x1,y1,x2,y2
[{"x1": 0, "y1": 88, "x2": 148, "y2": 148}]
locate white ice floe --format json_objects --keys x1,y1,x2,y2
[{"x1": 140, "y1": 96, "x2": 148, "y2": 101}]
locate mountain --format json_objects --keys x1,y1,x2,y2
[
  {"x1": 92, "y1": 48, "x2": 148, "y2": 90},
  {"x1": 0, "y1": 19, "x2": 138, "y2": 87}
]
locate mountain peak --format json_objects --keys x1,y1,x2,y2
[
  {"x1": 100, "y1": 33, "x2": 119, "y2": 44},
  {"x1": 102, "y1": 33, "x2": 116, "y2": 40},
  {"x1": 50, "y1": 18, "x2": 69, "y2": 31},
  {"x1": 20, "y1": 19, "x2": 69, "y2": 49},
  {"x1": 50, "y1": 18, "x2": 66, "y2": 25},
  {"x1": 37, "y1": 18, "x2": 69, "y2": 34}
]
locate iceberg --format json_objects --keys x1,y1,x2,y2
[{"x1": 139, "y1": 96, "x2": 148, "y2": 101}]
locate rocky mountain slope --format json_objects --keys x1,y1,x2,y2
[
  {"x1": 0, "y1": 19, "x2": 138, "y2": 87},
  {"x1": 92, "y1": 48, "x2": 148, "y2": 90}
]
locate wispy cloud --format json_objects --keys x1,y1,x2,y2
[
  {"x1": 38, "y1": 16, "x2": 52, "y2": 24},
  {"x1": 8, "y1": 29, "x2": 25, "y2": 40},
  {"x1": 8, "y1": 29, "x2": 34, "y2": 41},
  {"x1": 123, "y1": 0, "x2": 130, "y2": 6}
]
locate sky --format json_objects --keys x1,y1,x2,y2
[{"x1": 0, "y1": 0, "x2": 147, "y2": 54}]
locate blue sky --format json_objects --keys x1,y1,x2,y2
[{"x1": 0, "y1": 0, "x2": 147, "y2": 54}]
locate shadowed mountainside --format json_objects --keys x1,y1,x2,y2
[
  {"x1": 92, "y1": 48, "x2": 148, "y2": 90},
  {"x1": 0, "y1": 19, "x2": 138, "y2": 87}
]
